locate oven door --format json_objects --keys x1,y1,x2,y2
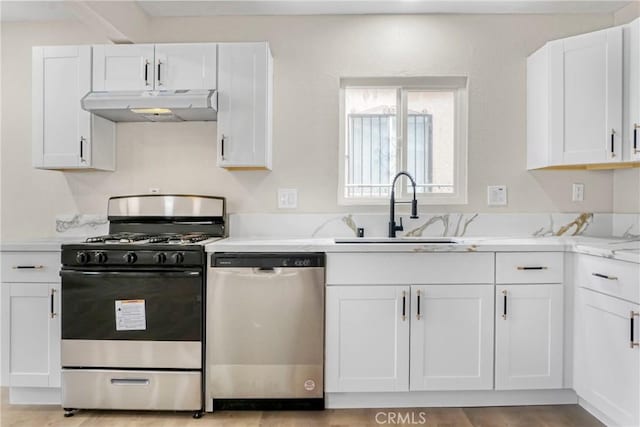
[{"x1": 61, "y1": 269, "x2": 202, "y2": 369}]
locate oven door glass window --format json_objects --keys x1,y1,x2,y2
[{"x1": 61, "y1": 270, "x2": 202, "y2": 341}]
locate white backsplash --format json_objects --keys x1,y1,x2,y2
[
  {"x1": 612, "y1": 213, "x2": 640, "y2": 238},
  {"x1": 229, "y1": 212, "x2": 619, "y2": 239},
  {"x1": 55, "y1": 214, "x2": 108, "y2": 237},
  {"x1": 55, "y1": 212, "x2": 639, "y2": 240}
]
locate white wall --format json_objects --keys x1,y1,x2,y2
[{"x1": 1, "y1": 13, "x2": 620, "y2": 240}]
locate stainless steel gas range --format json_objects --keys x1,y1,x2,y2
[{"x1": 60, "y1": 194, "x2": 225, "y2": 419}]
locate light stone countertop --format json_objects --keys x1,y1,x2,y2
[
  {"x1": 2, "y1": 235, "x2": 638, "y2": 264},
  {"x1": 0, "y1": 237, "x2": 85, "y2": 252},
  {"x1": 206, "y1": 236, "x2": 640, "y2": 264}
]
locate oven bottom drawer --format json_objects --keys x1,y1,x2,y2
[{"x1": 62, "y1": 369, "x2": 202, "y2": 411}]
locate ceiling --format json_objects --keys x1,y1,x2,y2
[{"x1": 0, "y1": 0, "x2": 634, "y2": 22}]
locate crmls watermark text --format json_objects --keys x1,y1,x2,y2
[{"x1": 375, "y1": 411, "x2": 428, "y2": 425}]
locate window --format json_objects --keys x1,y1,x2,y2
[{"x1": 339, "y1": 77, "x2": 468, "y2": 205}]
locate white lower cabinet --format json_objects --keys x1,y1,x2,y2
[
  {"x1": 2, "y1": 282, "x2": 61, "y2": 388},
  {"x1": 495, "y1": 284, "x2": 563, "y2": 390},
  {"x1": 575, "y1": 287, "x2": 640, "y2": 427},
  {"x1": 410, "y1": 285, "x2": 494, "y2": 391},
  {"x1": 326, "y1": 284, "x2": 496, "y2": 393},
  {"x1": 325, "y1": 286, "x2": 409, "y2": 392}
]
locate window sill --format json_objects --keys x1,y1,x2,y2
[{"x1": 337, "y1": 194, "x2": 468, "y2": 206}]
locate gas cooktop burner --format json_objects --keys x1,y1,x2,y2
[
  {"x1": 85, "y1": 233, "x2": 151, "y2": 243},
  {"x1": 85, "y1": 232, "x2": 214, "y2": 245},
  {"x1": 147, "y1": 233, "x2": 214, "y2": 244}
]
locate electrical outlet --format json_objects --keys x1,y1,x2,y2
[
  {"x1": 487, "y1": 185, "x2": 507, "y2": 206},
  {"x1": 572, "y1": 183, "x2": 585, "y2": 202},
  {"x1": 277, "y1": 188, "x2": 298, "y2": 209}
]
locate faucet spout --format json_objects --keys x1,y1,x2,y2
[{"x1": 389, "y1": 171, "x2": 419, "y2": 238}]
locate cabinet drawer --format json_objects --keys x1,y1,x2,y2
[
  {"x1": 326, "y1": 253, "x2": 494, "y2": 285},
  {"x1": 496, "y1": 252, "x2": 563, "y2": 284},
  {"x1": 1, "y1": 252, "x2": 60, "y2": 283},
  {"x1": 576, "y1": 255, "x2": 640, "y2": 303}
]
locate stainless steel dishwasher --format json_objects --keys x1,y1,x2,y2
[{"x1": 206, "y1": 253, "x2": 325, "y2": 411}]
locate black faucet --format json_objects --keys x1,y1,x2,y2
[{"x1": 389, "y1": 171, "x2": 419, "y2": 238}]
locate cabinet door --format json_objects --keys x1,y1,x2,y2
[
  {"x1": 410, "y1": 285, "x2": 494, "y2": 391},
  {"x1": 217, "y1": 43, "x2": 272, "y2": 169},
  {"x1": 32, "y1": 46, "x2": 91, "y2": 169},
  {"x1": 495, "y1": 284, "x2": 563, "y2": 390},
  {"x1": 575, "y1": 288, "x2": 640, "y2": 427},
  {"x1": 154, "y1": 43, "x2": 216, "y2": 91},
  {"x1": 625, "y1": 19, "x2": 640, "y2": 161},
  {"x1": 1, "y1": 283, "x2": 61, "y2": 388},
  {"x1": 550, "y1": 27, "x2": 623, "y2": 165},
  {"x1": 325, "y1": 286, "x2": 409, "y2": 392},
  {"x1": 92, "y1": 44, "x2": 155, "y2": 91}
]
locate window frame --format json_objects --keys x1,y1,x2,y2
[{"x1": 338, "y1": 77, "x2": 468, "y2": 206}]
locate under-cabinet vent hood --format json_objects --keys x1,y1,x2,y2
[{"x1": 81, "y1": 90, "x2": 217, "y2": 122}]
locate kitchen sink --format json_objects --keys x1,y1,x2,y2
[{"x1": 334, "y1": 237, "x2": 461, "y2": 244}]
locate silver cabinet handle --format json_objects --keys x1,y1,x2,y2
[
  {"x1": 517, "y1": 266, "x2": 548, "y2": 270},
  {"x1": 50, "y1": 288, "x2": 57, "y2": 319},
  {"x1": 144, "y1": 60, "x2": 150, "y2": 87},
  {"x1": 631, "y1": 311, "x2": 639, "y2": 349},
  {"x1": 110, "y1": 378, "x2": 150, "y2": 386},
  {"x1": 502, "y1": 289, "x2": 507, "y2": 320},
  {"x1": 79, "y1": 136, "x2": 86, "y2": 163},
  {"x1": 592, "y1": 272, "x2": 618, "y2": 281},
  {"x1": 610, "y1": 128, "x2": 616, "y2": 158},
  {"x1": 12, "y1": 265, "x2": 44, "y2": 269},
  {"x1": 157, "y1": 60, "x2": 163, "y2": 86}
]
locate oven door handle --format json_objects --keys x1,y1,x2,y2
[{"x1": 60, "y1": 270, "x2": 201, "y2": 278}]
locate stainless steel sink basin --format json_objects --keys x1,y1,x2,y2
[{"x1": 334, "y1": 237, "x2": 461, "y2": 244}]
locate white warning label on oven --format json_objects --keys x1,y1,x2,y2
[{"x1": 115, "y1": 299, "x2": 146, "y2": 331}]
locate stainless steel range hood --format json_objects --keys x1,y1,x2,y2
[{"x1": 81, "y1": 90, "x2": 217, "y2": 122}]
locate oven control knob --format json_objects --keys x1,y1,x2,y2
[
  {"x1": 154, "y1": 252, "x2": 167, "y2": 264},
  {"x1": 123, "y1": 252, "x2": 137, "y2": 264},
  {"x1": 76, "y1": 252, "x2": 89, "y2": 265},
  {"x1": 172, "y1": 252, "x2": 185, "y2": 265},
  {"x1": 95, "y1": 252, "x2": 108, "y2": 264}
]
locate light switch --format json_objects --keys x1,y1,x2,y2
[
  {"x1": 572, "y1": 183, "x2": 585, "y2": 202},
  {"x1": 487, "y1": 185, "x2": 507, "y2": 206},
  {"x1": 277, "y1": 188, "x2": 298, "y2": 209}
]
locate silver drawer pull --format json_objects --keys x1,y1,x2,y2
[
  {"x1": 110, "y1": 378, "x2": 150, "y2": 386},
  {"x1": 592, "y1": 273, "x2": 618, "y2": 281},
  {"x1": 12, "y1": 265, "x2": 44, "y2": 269},
  {"x1": 517, "y1": 266, "x2": 548, "y2": 270}
]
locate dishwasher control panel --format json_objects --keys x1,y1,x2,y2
[{"x1": 211, "y1": 253, "x2": 325, "y2": 268}]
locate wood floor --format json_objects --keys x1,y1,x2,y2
[{"x1": 1, "y1": 392, "x2": 604, "y2": 427}]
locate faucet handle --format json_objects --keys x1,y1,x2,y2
[{"x1": 397, "y1": 217, "x2": 404, "y2": 231}]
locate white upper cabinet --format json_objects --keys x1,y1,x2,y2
[
  {"x1": 409, "y1": 285, "x2": 494, "y2": 391},
  {"x1": 527, "y1": 26, "x2": 624, "y2": 169},
  {"x1": 154, "y1": 43, "x2": 217, "y2": 91},
  {"x1": 92, "y1": 44, "x2": 155, "y2": 91},
  {"x1": 325, "y1": 285, "x2": 410, "y2": 392},
  {"x1": 92, "y1": 43, "x2": 216, "y2": 92},
  {"x1": 217, "y1": 42, "x2": 273, "y2": 170},
  {"x1": 624, "y1": 18, "x2": 640, "y2": 162},
  {"x1": 32, "y1": 46, "x2": 115, "y2": 170},
  {"x1": 495, "y1": 284, "x2": 563, "y2": 390}
]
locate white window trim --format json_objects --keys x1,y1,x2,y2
[{"x1": 337, "y1": 77, "x2": 469, "y2": 206}]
